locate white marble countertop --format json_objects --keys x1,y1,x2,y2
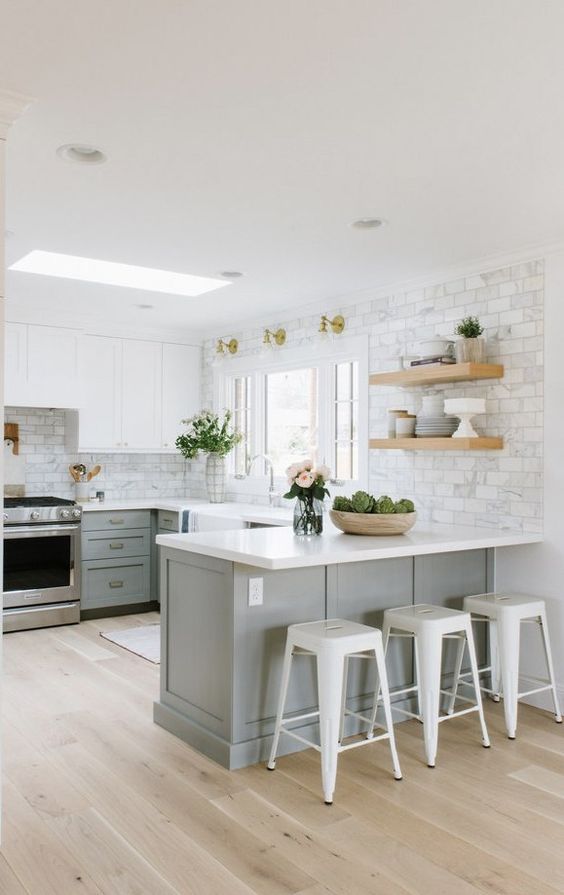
[
  {"x1": 156, "y1": 522, "x2": 542, "y2": 570},
  {"x1": 81, "y1": 498, "x2": 207, "y2": 513}
]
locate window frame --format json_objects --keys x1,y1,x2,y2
[{"x1": 213, "y1": 334, "x2": 369, "y2": 497}]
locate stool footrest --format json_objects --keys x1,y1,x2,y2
[
  {"x1": 518, "y1": 685, "x2": 553, "y2": 698},
  {"x1": 438, "y1": 705, "x2": 479, "y2": 722},
  {"x1": 279, "y1": 727, "x2": 322, "y2": 753}
]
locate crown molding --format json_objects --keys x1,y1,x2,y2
[
  {"x1": 201, "y1": 239, "x2": 564, "y2": 340},
  {"x1": 0, "y1": 88, "x2": 34, "y2": 139}
]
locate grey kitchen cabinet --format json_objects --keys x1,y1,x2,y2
[
  {"x1": 82, "y1": 528, "x2": 151, "y2": 561},
  {"x1": 81, "y1": 510, "x2": 155, "y2": 614},
  {"x1": 82, "y1": 509, "x2": 151, "y2": 532}
]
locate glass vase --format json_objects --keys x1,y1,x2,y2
[
  {"x1": 205, "y1": 454, "x2": 226, "y2": 503},
  {"x1": 293, "y1": 496, "x2": 324, "y2": 536}
]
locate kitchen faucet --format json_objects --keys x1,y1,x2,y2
[{"x1": 247, "y1": 453, "x2": 279, "y2": 507}]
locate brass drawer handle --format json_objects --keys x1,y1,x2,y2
[
  {"x1": 109, "y1": 580, "x2": 124, "y2": 588},
  {"x1": 109, "y1": 543, "x2": 124, "y2": 550},
  {"x1": 162, "y1": 518, "x2": 173, "y2": 525},
  {"x1": 109, "y1": 518, "x2": 125, "y2": 525}
]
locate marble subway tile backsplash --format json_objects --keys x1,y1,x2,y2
[
  {"x1": 4, "y1": 408, "x2": 200, "y2": 500},
  {"x1": 200, "y1": 258, "x2": 543, "y2": 533}
]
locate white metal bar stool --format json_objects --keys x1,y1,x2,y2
[
  {"x1": 371, "y1": 604, "x2": 490, "y2": 767},
  {"x1": 267, "y1": 618, "x2": 402, "y2": 804},
  {"x1": 450, "y1": 593, "x2": 563, "y2": 739}
]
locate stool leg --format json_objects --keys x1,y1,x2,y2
[
  {"x1": 489, "y1": 619, "x2": 502, "y2": 701},
  {"x1": 446, "y1": 633, "x2": 466, "y2": 716},
  {"x1": 339, "y1": 656, "x2": 349, "y2": 742},
  {"x1": 465, "y1": 621, "x2": 490, "y2": 748},
  {"x1": 267, "y1": 640, "x2": 294, "y2": 770},
  {"x1": 373, "y1": 636, "x2": 402, "y2": 780},
  {"x1": 538, "y1": 607, "x2": 563, "y2": 723},
  {"x1": 497, "y1": 613, "x2": 521, "y2": 739},
  {"x1": 317, "y1": 650, "x2": 345, "y2": 804},
  {"x1": 417, "y1": 630, "x2": 442, "y2": 767},
  {"x1": 413, "y1": 636, "x2": 423, "y2": 722},
  {"x1": 368, "y1": 619, "x2": 391, "y2": 732}
]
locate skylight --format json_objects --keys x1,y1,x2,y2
[{"x1": 9, "y1": 250, "x2": 231, "y2": 297}]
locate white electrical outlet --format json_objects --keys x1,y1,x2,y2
[{"x1": 248, "y1": 577, "x2": 264, "y2": 607}]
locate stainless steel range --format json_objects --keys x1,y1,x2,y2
[{"x1": 3, "y1": 496, "x2": 82, "y2": 632}]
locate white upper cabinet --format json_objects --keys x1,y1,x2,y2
[
  {"x1": 77, "y1": 335, "x2": 122, "y2": 450},
  {"x1": 5, "y1": 322, "x2": 28, "y2": 405},
  {"x1": 161, "y1": 343, "x2": 201, "y2": 449},
  {"x1": 5, "y1": 322, "x2": 82, "y2": 408},
  {"x1": 121, "y1": 339, "x2": 163, "y2": 450},
  {"x1": 6, "y1": 323, "x2": 201, "y2": 451}
]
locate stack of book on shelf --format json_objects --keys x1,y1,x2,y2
[{"x1": 410, "y1": 354, "x2": 456, "y2": 367}]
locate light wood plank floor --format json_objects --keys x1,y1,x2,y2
[{"x1": 2, "y1": 612, "x2": 564, "y2": 894}]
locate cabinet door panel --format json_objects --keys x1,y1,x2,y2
[
  {"x1": 27, "y1": 325, "x2": 81, "y2": 407},
  {"x1": 78, "y1": 335, "x2": 122, "y2": 450},
  {"x1": 5, "y1": 322, "x2": 28, "y2": 405},
  {"x1": 161, "y1": 343, "x2": 200, "y2": 449},
  {"x1": 122, "y1": 340, "x2": 162, "y2": 449}
]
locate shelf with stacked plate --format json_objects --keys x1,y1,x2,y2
[
  {"x1": 370, "y1": 367, "x2": 504, "y2": 451},
  {"x1": 369, "y1": 437, "x2": 503, "y2": 451},
  {"x1": 369, "y1": 362, "x2": 504, "y2": 388}
]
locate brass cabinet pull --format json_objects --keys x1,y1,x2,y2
[
  {"x1": 109, "y1": 518, "x2": 124, "y2": 524},
  {"x1": 109, "y1": 543, "x2": 124, "y2": 550},
  {"x1": 109, "y1": 580, "x2": 124, "y2": 588}
]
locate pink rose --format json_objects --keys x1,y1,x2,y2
[
  {"x1": 315, "y1": 465, "x2": 331, "y2": 480},
  {"x1": 298, "y1": 458, "x2": 313, "y2": 472},
  {"x1": 296, "y1": 471, "x2": 314, "y2": 488},
  {"x1": 285, "y1": 464, "x2": 300, "y2": 482}
]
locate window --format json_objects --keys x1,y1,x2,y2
[
  {"x1": 217, "y1": 335, "x2": 368, "y2": 489},
  {"x1": 232, "y1": 375, "x2": 251, "y2": 476},
  {"x1": 265, "y1": 368, "x2": 319, "y2": 475},
  {"x1": 334, "y1": 362, "x2": 359, "y2": 480}
]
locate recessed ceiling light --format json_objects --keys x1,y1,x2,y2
[
  {"x1": 351, "y1": 217, "x2": 387, "y2": 230},
  {"x1": 57, "y1": 144, "x2": 107, "y2": 165},
  {"x1": 219, "y1": 270, "x2": 244, "y2": 279},
  {"x1": 136, "y1": 303, "x2": 154, "y2": 310},
  {"x1": 9, "y1": 250, "x2": 231, "y2": 297}
]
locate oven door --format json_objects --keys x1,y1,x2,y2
[{"x1": 3, "y1": 524, "x2": 80, "y2": 609}]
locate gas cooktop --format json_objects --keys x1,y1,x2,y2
[
  {"x1": 3, "y1": 496, "x2": 81, "y2": 525},
  {"x1": 4, "y1": 496, "x2": 76, "y2": 508}
]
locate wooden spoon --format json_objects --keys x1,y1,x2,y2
[
  {"x1": 69, "y1": 464, "x2": 80, "y2": 482},
  {"x1": 87, "y1": 464, "x2": 101, "y2": 482}
]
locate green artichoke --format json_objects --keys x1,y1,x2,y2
[
  {"x1": 394, "y1": 498, "x2": 415, "y2": 514},
  {"x1": 351, "y1": 491, "x2": 373, "y2": 513},
  {"x1": 374, "y1": 495, "x2": 396, "y2": 514},
  {"x1": 333, "y1": 496, "x2": 353, "y2": 512}
]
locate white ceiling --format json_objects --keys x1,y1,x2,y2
[{"x1": 2, "y1": 0, "x2": 564, "y2": 340}]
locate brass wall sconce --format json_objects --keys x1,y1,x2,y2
[
  {"x1": 263, "y1": 327, "x2": 286, "y2": 348},
  {"x1": 215, "y1": 337, "x2": 239, "y2": 357},
  {"x1": 319, "y1": 314, "x2": 345, "y2": 336}
]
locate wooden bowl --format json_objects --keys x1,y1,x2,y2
[{"x1": 329, "y1": 510, "x2": 417, "y2": 536}]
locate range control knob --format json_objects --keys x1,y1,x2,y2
[
  {"x1": 30, "y1": 510, "x2": 40, "y2": 520},
  {"x1": 72, "y1": 508, "x2": 81, "y2": 519},
  {"x1": 60, "y1": 509, "x2": 70, "y2": 519},
  {"x1": 3, "y1": 513, "x2": 8, "y2": 521}
]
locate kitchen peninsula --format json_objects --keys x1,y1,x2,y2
[{"x1": 154, "y1": 523, "x2": 541, "y2": 769}]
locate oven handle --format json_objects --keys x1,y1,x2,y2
[{"x1": 4, "y1": 524, "x2": 80, "y2": 539}]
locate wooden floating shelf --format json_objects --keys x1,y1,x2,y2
[
  {"x1": 369, "y1": 362, "x2": 504, "y2": 387},
  {"x1": 370, "y1": 437, "x2": 503, "y2": 451}
]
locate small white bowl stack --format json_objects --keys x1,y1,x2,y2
[{"x1": 415, "y1": 394, "x2": 458, "y2": 438}]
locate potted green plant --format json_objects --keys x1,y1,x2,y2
[
  {"x1": 176, "y1": 410, "x2": 242, "y2": 503},
  {"x1": 454, "y1": 316, "x2": 486, "y2": 363}
]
